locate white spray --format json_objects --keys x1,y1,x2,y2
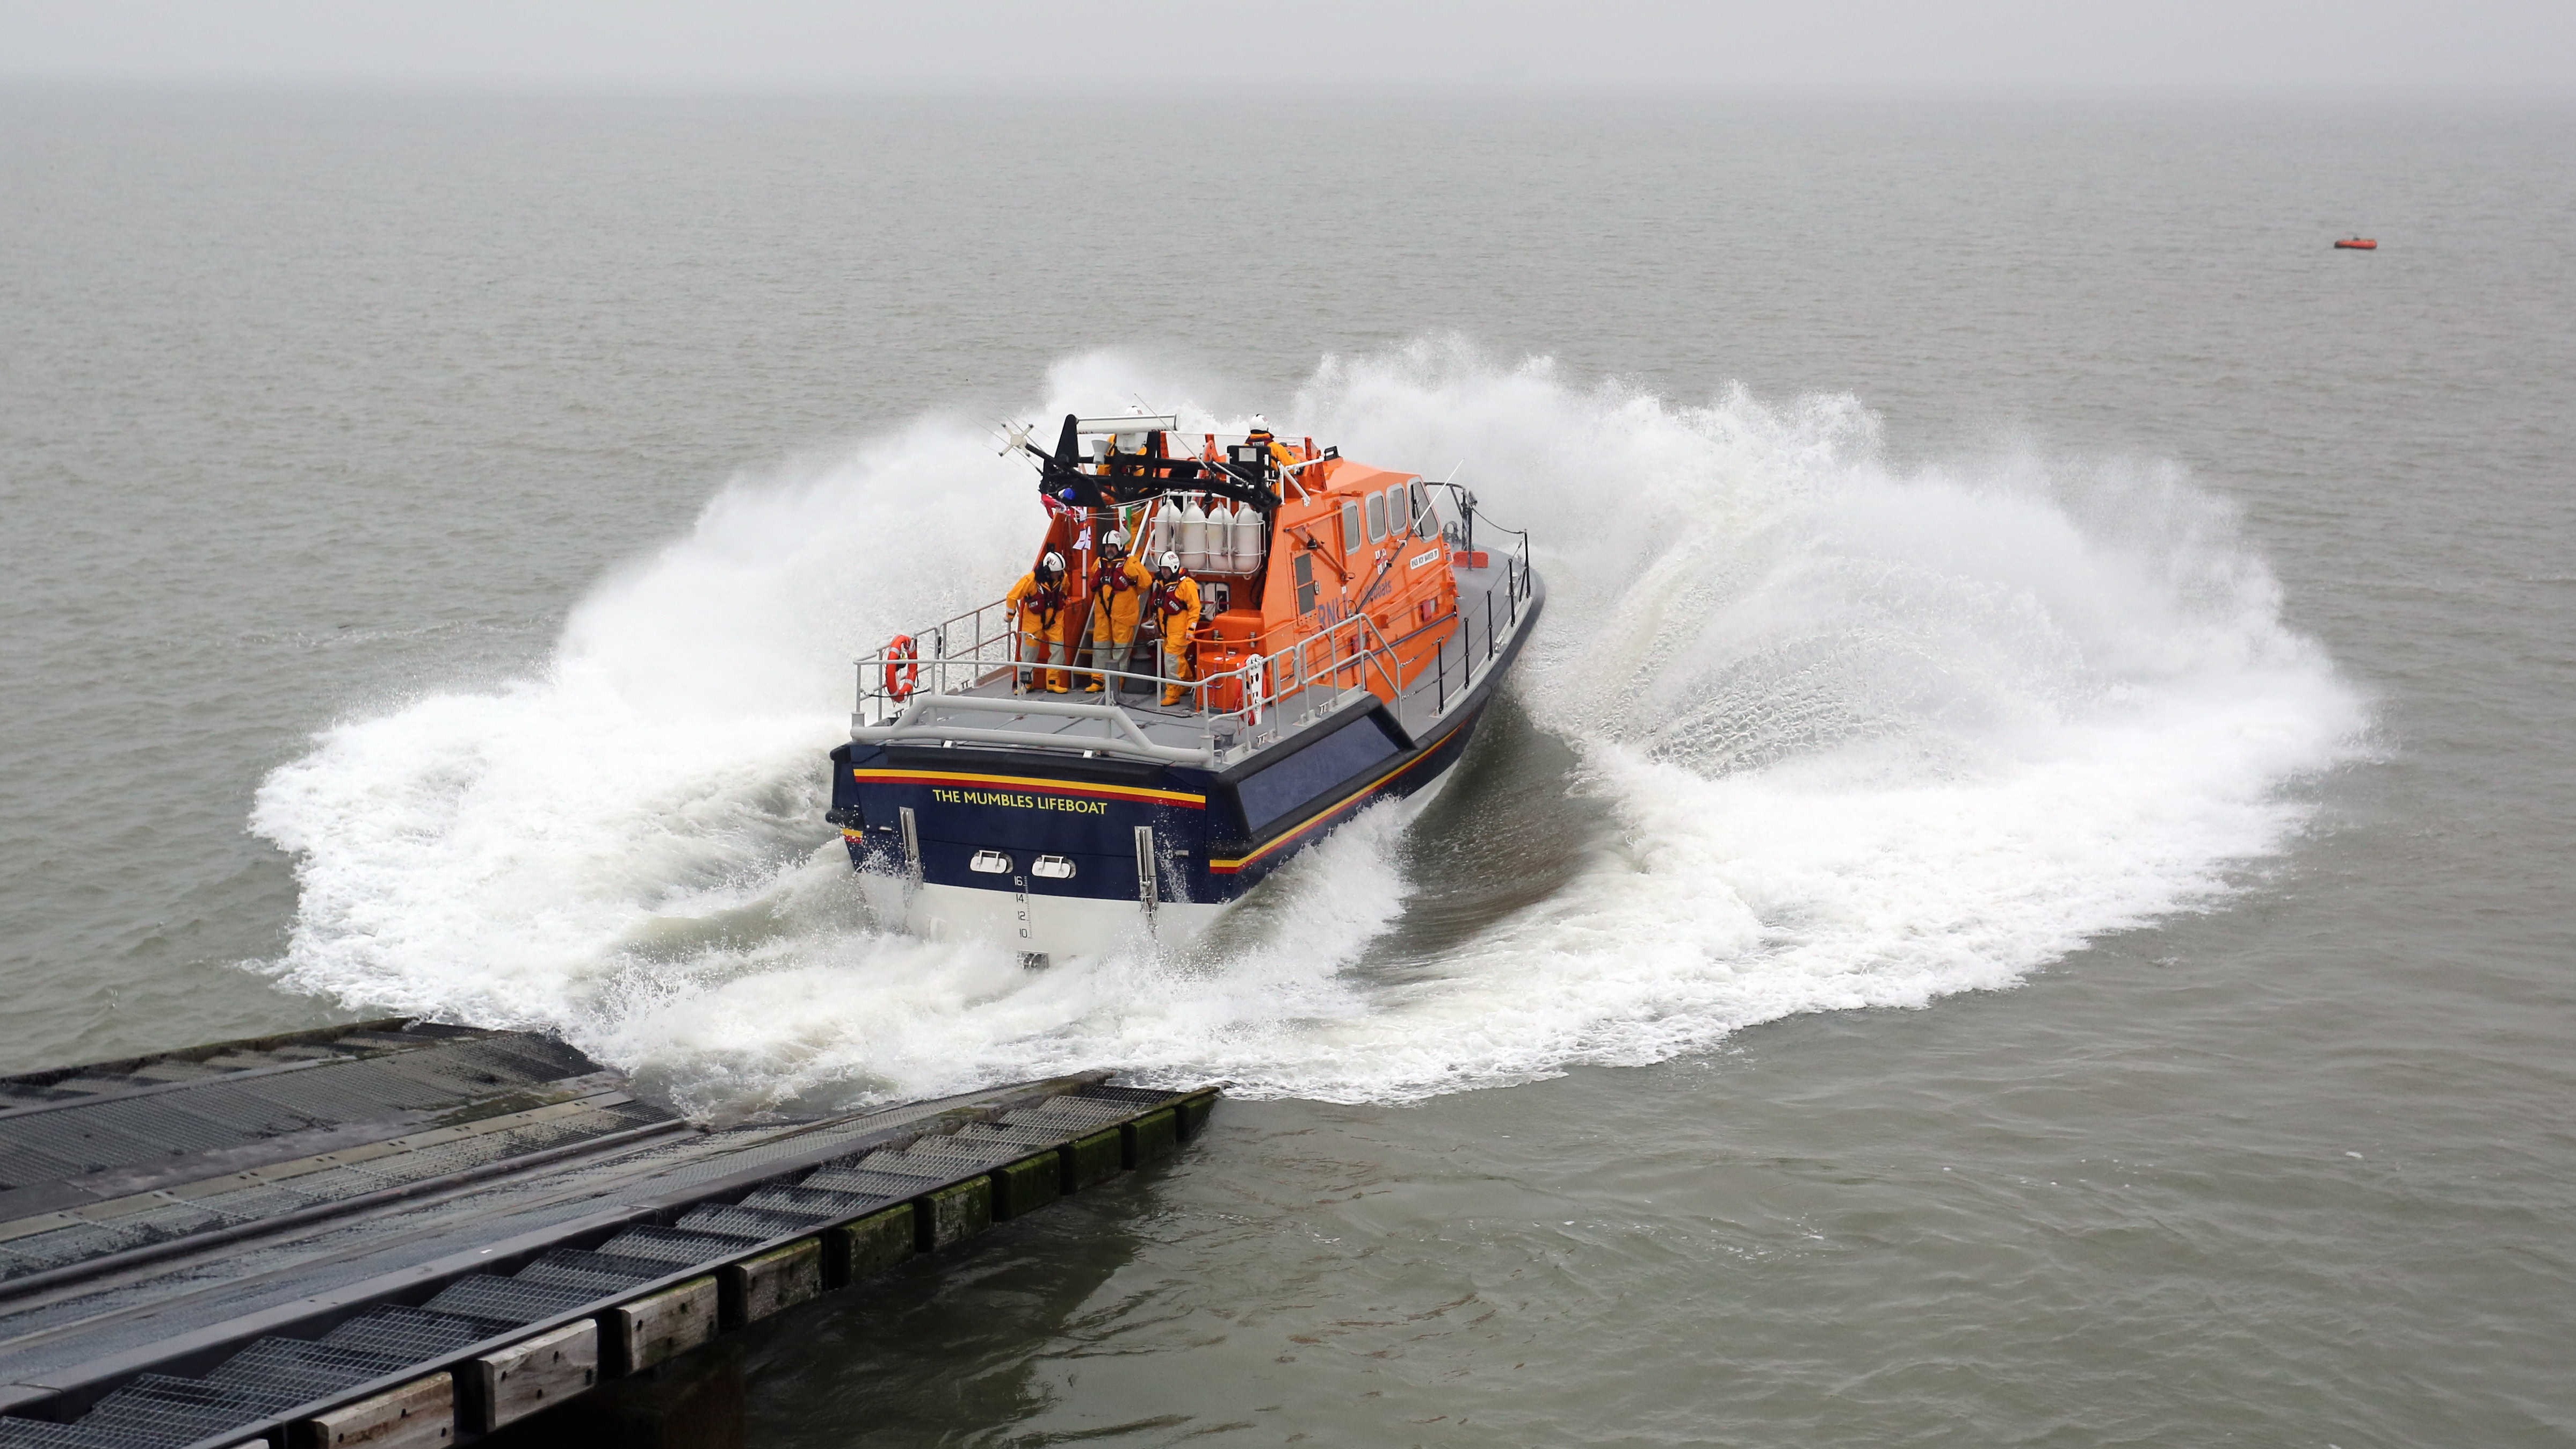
[{"x1": 249, "y1": 344, "x2": 2367, "y2": 1112}]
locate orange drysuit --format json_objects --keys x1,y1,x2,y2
[
  {"x1": 1084, "y1": 554, "x2": 1153, "y2": 691},
  {"x1": 1148, "y1": 571, "x2": 1202, "y2": 706},
  {"x1": 1005, "y1": 571, "x2": 1070, "y2": 692}
]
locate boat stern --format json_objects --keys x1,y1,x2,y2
[{"x1": 829, "y1": 742, "x2": 1228, "y2": 958}]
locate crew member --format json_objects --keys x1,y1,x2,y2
[
  {"x1": 1244, "y1": 414, "x2": 1300, "y2": 472},
  {"x1": 1007, "y1": 551, "x2": 1072, "y2": 693},
  {"x1": 1148, "y1": 549, "x2": 1203, "y2": 707},
  {"x1": 1084, "y1": 530, "x2": 1153, "y2": 695}
]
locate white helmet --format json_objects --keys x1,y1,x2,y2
[
  {"x1": 1159, "y1": 550, "x2": 1181, "y2": 573},
  {"x1": 1247, "y1": 414, "x2": 1269, "y2": 431},
  {"x1": 1039, "y1": 550, "x2": 1065, "y2": 576},
  {"x1": 1103, "y1": 528, "x2": 1127, "y2": 550}
]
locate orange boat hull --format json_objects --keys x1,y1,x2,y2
[{"x1": 2335, "y1": 238, "x2": 2378, "y2": 250}]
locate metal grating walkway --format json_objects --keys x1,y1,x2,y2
[{"x1": 0, "y1": 1033, "x2": 1215, "y2": 1449}]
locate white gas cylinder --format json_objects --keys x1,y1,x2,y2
[
  {"x1": 1149, "y1": 497, "x2": 1177, "y2": 559},
  {"x1": 1208, "y1": 501, "x2": 1237, "y2": 572},
  {"x1": 1229, "y1": 501, "x2": 1261, "y2": 573},
  {"x1": 1177, "y1": 496, "x2": 1209, "y2": 573}
]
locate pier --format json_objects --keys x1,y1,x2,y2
[{"x1": 0, "y1": 1020, "x2": 1215, "y2": 1448}]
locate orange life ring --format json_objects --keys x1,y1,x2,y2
[{"x1": 883, "y1": 634, "x2": 921, "y2": 701}]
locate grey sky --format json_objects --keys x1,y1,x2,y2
[{"x1": 2, "y1": 0, "x2": 2568, "y2": 90}]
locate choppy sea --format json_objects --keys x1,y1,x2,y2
[{"x1": 4, "y1": 89, "x2": 2571, "y2": 1444}]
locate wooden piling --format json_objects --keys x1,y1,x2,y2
[
  {"x1": 468, "y1": 1320, "x2": 598, "y2": 1432},
  {"x1": 294, "y1": 1372, "x2": 454, "y2": 1449},
  {"x1": 1066, "y1": 1126, "x2": 1124, "y2": 1189},
  {"x1": 824, "y1": 1204, "x2": 916, "y2": 1286},
  {"x1": 991, "y1": 1152, "x2": 1065, "y2": 1219},
  {"x1": 720, "y1": 1238, "x2": 822, "y2": 1328},
  {"x1": 1123, "y1": 1107, "x2": 1177, "y2": 1168},
  {"x1": 607, "y1": 1277, "x2": 718, "y2": 1375},
  {"x1": 916, "y1": 1176, "x2": 992, "y2": 1250}
]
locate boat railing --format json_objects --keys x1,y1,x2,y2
[
  {"x1": 849, "y1": 596, "x2": 1031, "y2": 709},
  {"x1": 1426, "y1": 480, "x2": 1534, "y2": 610},
  {"x1": 1193, "y1": 609, "x2": 1406, "y2": 751},
  {"x1": 853, "y1": 602, "x2": 1401, "y2": 757},
  {"x1": 1190, "y1": 544, "x2": 1537, "y2": 760},
  {"x1": 851, "y1": 532, "x2": 1534, "y2": 768},
  {"x1": 1191, "y1": 598, "x2": 1530, "y2": 760}
]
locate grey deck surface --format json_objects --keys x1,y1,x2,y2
[
  {"x1": 0, "y1": 1022, "x2": 1210, "y2": 1449},
  {"x1": 0, "y1": 1021, "x2": 670, "y2": 1286},
  {"x1": 907, "y1": 672, "x2": 1224, "y2": 752}
]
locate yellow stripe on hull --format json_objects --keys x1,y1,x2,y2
[
  {"x1": 850, "y1": 768, "x2": 1206, "y2": 808},
  {"x1": 1210, "y1": 743, "x2": 1446, "y2": 874}
]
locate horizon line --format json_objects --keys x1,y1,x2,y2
[{"x1": 5, "y1": 73, "x2": 2573, "y2": 101}]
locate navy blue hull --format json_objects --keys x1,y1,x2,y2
[
  {"x1": 829, "y1": 582, "x2": 1540, "y2": 926},
  {"x1": 829, "y1": 691, "x2": 1486, "y2": 912}
]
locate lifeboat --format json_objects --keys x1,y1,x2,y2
[
  {"x1": 826, "y1": 413, "x2": 1544, "y2": 965},
  {"x1": 2335, "y1": 237, "x2": 2378, "y2": 250}
]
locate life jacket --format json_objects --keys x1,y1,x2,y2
[
  {"x1": 1014, "y1": 574, "x2": 1065, "y2": 628},
  {"x1": 1149, "y1": 572, "x2": 1199, "y2": 625}
]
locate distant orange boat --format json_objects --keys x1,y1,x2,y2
[{"x1": 2335, "y1": 237, "x2": 2378, "y2": 250}]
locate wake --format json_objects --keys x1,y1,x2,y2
[{"x1": 249, "y1": 343, "x2": 2368, "y2": 1112}]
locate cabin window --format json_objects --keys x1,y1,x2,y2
[
  {"x1": 1385, "y1": 486, "x2": 1412, "y2": 537},
  {"x1": 1293, "y1": 551, "x2": 1317, "y2": 615},
  {"x1": 1366, "y1": 491, "x2": 1387, "y2": 542},
  {"x1": 1410, "y1": 482, "x2": 1432, "y2": 535},
  {"x1": 1340, "y1": 500, "x2": 1364, "y2": 553}
]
